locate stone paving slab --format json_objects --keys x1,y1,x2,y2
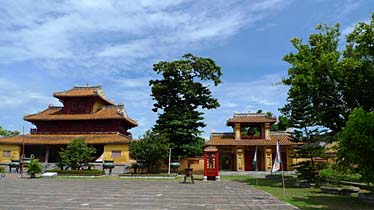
[{"x1": 0, "y1": 175, "x2": 298, "y2": 210}]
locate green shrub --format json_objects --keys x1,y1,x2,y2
[
  {"x1": 320, "y1": 166, "x2": 361, "y2": 182},
  {"x1": 55, "y1": 161, "x2": 66, "y2": 170},
  {"x1": 0, "y1": 166, "x2": 5, "y2": 173},
  {"x1": 338, "y1": 108, "x2": 374, "y2": 185},
  {"x1": 59, "y1": 138, "x2": 96, "y2": 170},
  {"x1": 294, "y1": 160, "x2": 327, "y2": 184},
  {"x1": 27, "y1": 159, "x2": 42, "y2": 178},
  {"x1": 129, "y1": 130, "x2": 168, "y2": 173},
  {"x1": 46, "y1": 169, "x2": 104, "y2": 176},
  {"x1": 265, "y1": 174, "x2": 294, "y2": 180}
]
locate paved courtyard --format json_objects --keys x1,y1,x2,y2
[{"x1": 0, "y1": 175, "x2": 298, "y2": 210}]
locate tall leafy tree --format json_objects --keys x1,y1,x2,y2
[
  {"x1": 150, "y1": 54, "x2": 222, "y2": 158},
  {"x1": 339, "y1": 14, "x2": 374, "y2": 112},
  {"x1": 59, "y1": 138, "x2": 96, "y2": 170},
  {"x1": 129, "y1": 130, "x2": 169, "y2": 173},
  {"x1": 338, "y1": 108, "x2": 374, "y2": 185},
  {"x1": 271, "y1": 115, "x2": 290, "y2": 131},
  {"x1": 282, "y1": 14, "x2": 374, "y2": 182},
  {"x1": 281, "y1": 24, "x2": 341, "y2": 182},
  {"x1": 335, "y1": 14, "x2": 374, "y2": 186},
  {"x1": 282, "y1": 24, "x2": 345, "y2": 135},
  {"x1": 282, "y1": 14, "x2": 374, "y2": 136},
  {"x1": 281, "y1": 97, "x2": 326, "y2": 182},
  {"x1": 0, "y1": 126, "x2": 20, "y2": 137}
]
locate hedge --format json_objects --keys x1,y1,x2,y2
[{"x1": 46, "y1": 169, "x2": 104, "y2": 176}]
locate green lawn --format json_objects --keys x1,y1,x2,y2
[
  {"x1": 56, "y1": 175, "x2": 182, "y2": 181},
  {"x1": 222, "y1": 176, "x2": 373, "y2": 210}
]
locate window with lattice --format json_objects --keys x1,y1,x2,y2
[
  {"x1": 111, "y1": 150, "x2": 121, "y2": 159},
  {"x1": 241, "y1": 125, "x2": 262, "y2": 139},
  {"x1": 2, "y1": 150, "x2": 11, "y2": 157},
  {"x1": 207, "y1": 153, "x2": 216, "y2": 168}
]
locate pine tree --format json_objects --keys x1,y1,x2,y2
[{"x1": 150, "y1": 54, "x2": 222, "y2": 158}]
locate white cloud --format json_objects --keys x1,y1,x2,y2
[
  {"x1": 0, "y1": 79, "x2": 57, "y2": 108},
  {"x1": 248, "y1": 96, "x2": 277, "y2": 106},
  {"x1": 201, "y1": 73, "x2": 288, "y2": 137},
  {"x1": 100, "y1": 73, "x2": 288, "y2": 138},
  {"x1": 213, "y1": 74, "x2": 287, "y2": 111},
  {"x1": 250, "y1": 0, "x2": 286, "y2": 12},
  {"x1": 223, "y1": 102, "x2": 239, "y2": 108},
  {"x1": 341, "y1": 18, "x2": 370, "y2": 36},
  {"x1": 0, "y1": 0, "x2": 293, "y2": 75},
  {"x1": 0, "y1": 77, "x2": 61, "y2": 132},
  {"x1": 0, "y1": 0, "x2": 295, "y2": 137},
  {"x1": 316, "y1": 0, "x2": 364, "y2": 21},
  {"x1": 337, "y1": 0, "x2": 362, "y2": 19},
  {"x1": 98, "y1": 38, "x2": 155, "y2": 58},
  {"x1": 256, "y1": 23, "x2": 277, "y2": 32}
]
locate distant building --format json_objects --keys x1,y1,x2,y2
[
  {"x1": 207, "y1": 113, "x2": 299, "y2": 171},
  {"x1": 0, "y1": 86, "x2": 137, "y2": 164}
]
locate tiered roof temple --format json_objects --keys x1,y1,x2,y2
[
  {"x1": 0, "y1": 86, "x2": 137, "y2": 164},
  {"x1": 207, "y1": 113, "x2": 298, "y2": 171}
]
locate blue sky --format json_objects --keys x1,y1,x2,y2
[{"x1": 0, "y1": 0, "x2": 373, "y2": 139}]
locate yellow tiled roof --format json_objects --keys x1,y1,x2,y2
[
  {"x1": 24, "y1": 105, "x2": 138, "y2": 127},
  {"x1": 53, "y1": 86, "x2": 114, "y2": 105},
  {"x1": 207, "y1": 132, "x2": 300, "y2": 146},
  {"x1": 227, "y1": 113, "x2": 276, "y2": 126},
  {"x1": 0, "y1": 133, "x2": 131, "y2": 145}
]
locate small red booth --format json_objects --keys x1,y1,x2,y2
[{"x1": 203, "y1": 146, "x2": 220, "y2": 181}]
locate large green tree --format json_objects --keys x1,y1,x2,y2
[
  {"x1": 271, "y1": 115, "x2": 290, "y2": 131},
  {"x1": 282, "y1": 24, "x2": 344, "y2": 135},
  {"x1": 281, "y1": 24, "x2": 341, "y2": 181},
  {"x1": 0, "y1": 126, "x2": 20, "y2": 137},
  {"x1": 59, "y1": 138, "x2": 96, "y2": 170},
  {"x1": 282, "y1": 14, "x2": 374, "y2": 136},
  {"x1": 129, "y1": 130, "x2": 169, "y2": 173},
  {"x1": 281, "y1": 94, "x2": 326, "y2": 183},
  {"x1": 337, "y1": 108, "x2": 374, "y2": 185},
  {"x1": 282, "y1": 13, "x2": 374, "y2": 182},
  {"x1": 339, "y1": 14, "x2": 374, "y2": 112},
  {"x1": 281, "y1": 23, "x2": 342, "y2": 182},
  {"x1": 150, "y1": 54, "x2": 222, "y2": 158}
]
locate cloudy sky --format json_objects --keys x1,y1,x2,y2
[{"x1": 0, "y1": 0, "x2": 373, "y2": 139}]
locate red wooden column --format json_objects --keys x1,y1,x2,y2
[{"x1": 203, "y1": 146, "x2": 220, "y2": 181}]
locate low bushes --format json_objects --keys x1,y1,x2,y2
[
  {"x1": 27, "y1": 159, "x2": 42, "y2": 178},
  {"x1": 119, "y1": 173, "x2": 176, "y2": 177},
  {"x1": 358, "y1": 192, "x2": 374, "y2": 203},
  {"x1": 46, "y1": 169, "x2": 104, "y2": 176},
  {"x1": 0, "y1": 166, "x2": 5, "y2": 173},
  {"x1": 320, "y1": 166, "x2": 361, "y2": 182},
  {"x1": 265, "y1": 174, "x2": 296, "y2": 183},
  {"x1": 320, "y1": 185, "x2": 360, "y2": 195}
]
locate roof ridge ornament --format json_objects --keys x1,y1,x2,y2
[
  {"x1": 72, "y1": 85, "x2": 102, "y2": 89},
  {"x1": 234, "y1": 113, "x2": 268, "y2": 116},
  {"x1": 116, "y1": 104, "x2": 128, "y2": 117}
]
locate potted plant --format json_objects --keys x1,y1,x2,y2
[
  {"x1": 0, "y1": 167, "x2": 5, "y2": 180},
  {"x1": 27, "y1": 159, "x2": 42, "y2": 178}
]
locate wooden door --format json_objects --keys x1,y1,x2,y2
[
  {"x1": 256, "y1": 150, "x2": 263, "y2": 171},
  {"x1": 272, "y1": 151, "x2": 288, "y2": 171},
  {"x1": 244, "y1": 150, "x2": 254, "y2": 171},
  {"x1": 245, "y1": 149, "x2": 263, "y2": 171},
  {"x1": 281, "y1": 152, "x2": 288, "y2": 171}
]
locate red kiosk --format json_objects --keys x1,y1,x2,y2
[{"x1": 203, "y1": 146, "x2": 220, "y2": 181}]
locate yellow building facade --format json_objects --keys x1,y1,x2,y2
[
  {"x1": 0, "y1": 86, "x2": 137, "y2": 165},
  {"x1": 103, "y1": 144, "x2": 130, "y2": 164},
  {"x1": 0, "y1": 145, "x2": 20, "y2": 162},
  {"x1": 207, "y1": 113, "x2": 300, "y2": 171}
]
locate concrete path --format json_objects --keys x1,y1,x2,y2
[{"x1": 0, "y1": 175, "x2": 298, "y2": 210}]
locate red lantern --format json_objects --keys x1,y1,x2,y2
[{"x1": 203, "y1": 146, "x2": 219, "y2": 181}]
